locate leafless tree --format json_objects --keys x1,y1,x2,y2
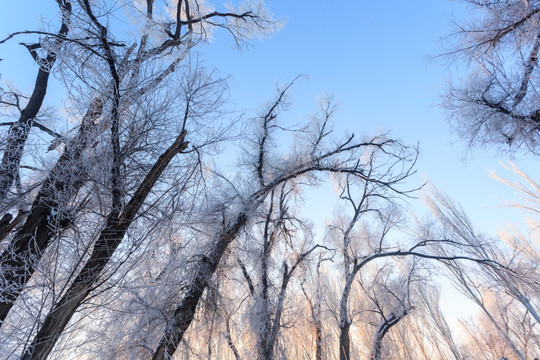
[
  {"x1": 300, "y1": 252, "x2": 332, "y2": 360},
  {"x1": 0, "y1": 0, "x2": 279, "y2": 358},
  {"x1": 3, "y1": 2, "x2": 524, "y2": 359},
  {"x1": 441, "y1": 0, "x2": 540, "y2": 153},
  {"x1": 0, "y1": 0, "x2": 278, "y2": 328},
  {"x1": 150, "y1": 82, "x2": 419, "y2": 359},
  {"x1": 364, "y1": 260, "x2": 418, "y2": 360},
  {"x1": 235, "y1": 184, "x2": 330, "y2": 360},
  {"x1": 424, "y1": 185, "x2": 540, "y2": 360},
  {"x1": 330, "y1": 176, "x2": 474, "y2": 359}
]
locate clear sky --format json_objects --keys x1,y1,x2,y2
[{"x1": 1, "y1": 1, "x2": 538, "y2": 235}]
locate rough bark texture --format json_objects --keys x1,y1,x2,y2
[
  {"x1": 0, "y1": 99, "x2": 102, "y2": 325},
  {"x1": 339, "y1": 270, "x2": 356, "y2": 360},
  {"x1": 315, "y1": 319, "x2": 323, "y2": 360},
  {"x1": 22, "y1": 131, "x2": 188, "y2": 360}
]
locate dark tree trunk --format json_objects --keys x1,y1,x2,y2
[
  {"x1": 370, "y1": 309, "x2": 409, "y2": 360},
  {"x1": 21, "y1": 131, "x2": 188, "y2": 360},
  {"x1": 339, "y1": 322, "x2": 351, "y2": 360},
  {"x1": 315, "y1": 318, "x2": 323, "y2": 360},
  {"x1": 152, "y1": 211, "x2": 248, "y2": 360},
  {"x1": 0, "y1": 1, "x2": 71, "y2": 203},
  {"x1": 338, "y1": 269, "x2": 356, "y2": 360},
  {"x1": 0, "y1": 70, "x2": 48, "y2": 201},
  {"x1": 0, "y1": 99, "x2": 102, "y2": 325}
]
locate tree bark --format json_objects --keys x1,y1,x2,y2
[
  {"x1": 315, "y1": 319, "x2": 323, "y2": 360},
  {"x1": 339, "y1": 269, "x2": 356, "y2": 360},
  {"x1": 339, "y1": 322, "x2": 351, "y2": 360},
  {"x1": 0, "y1": 99, "x2": 102, "y2": 325},
  {"x1": 0, "y1": 1, "x2": 71, "y2": 203},
  {"x1": 21, "y1": 131, "x2": 188, "y2": 360},
  {"x1": 152, "y1": 211, "x2": 247, "y2": 360},
  {"x1": 258, "y1": 263, "x2": 291, "y2": 360},
  {"x1": 370, "y1": 309, "x2": 409, "y2": 360}
]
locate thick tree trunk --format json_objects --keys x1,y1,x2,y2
[
  {"x1": 21, "y1": 131, "x2": 188, "y2": 360},
  {"x1": 315, "y1": 318, "x2": 323, "y2": 360},
  {"x1": 152, "y1": 211, "x2": 248, "y2": 360},
  {"x1": 258, "y1": 345, "x2": 273, "y2": 360},
  {"x1": 0, "y1": 211, "x2": 29, "y2": 241},
  {"x1": 257, "y1": 298, "x2": 273, "y2": 360},
  {"x1": 339, "y1": 322, "x2": 351, "y2": 360},
  {"x1": 0, "y1": 99, "x2": 102, "y2": 325},
  {"x1": 0, "y1": 70, "x2": 48, "y2": 201},
  {"x1": 0, "y1": 1, "x2": 71, "y2": 203}
]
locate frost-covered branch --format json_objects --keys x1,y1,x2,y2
[{"x1": 0, "y1": 0, "x2": 71, "y2": 203}]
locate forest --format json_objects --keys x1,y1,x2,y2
[{"x1": 0, "y1": 1, "x2": 539, "y2": 359}]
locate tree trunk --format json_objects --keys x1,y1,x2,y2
[
  {"x1": 152, "y1": 211, "x2": 248, "y2": 360},
  {"x1": 0, "y1": 1, "x2": 71, "y2": 203},
  {"x1": 257, "y1": 206, "x2": 274, "y2": 360},
  {"x1": 339, "y1": 269, "x2": 356, "y2": 360},
  {"x1": 370, "y1": 309, "x2": 409, "y2": 360},
  {"x1": 315, "y1": 318, "x2": 323, "y2": 360},
  {"x1": 0, "y1": 99, "x2": 102, "y2": 325},
  {"x1": 0, "y1": 70, "x2": 48, "y2": 202},
  {"x1": 225, "y1": 317, "x2": 242, "y2": 360},
  {"x1": 21, "y1": 131, "x2": 188, "y2": 360},
  {"x1": 339, "y1": 322, "x2": 351, "y2": 360}
]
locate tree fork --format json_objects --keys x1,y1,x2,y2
[{"x1": 370, "y1": 308, "x2": 410, "y2": 360}]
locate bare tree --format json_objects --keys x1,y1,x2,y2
[
  {"x1": 424, "y1": 186, "x2": 540, "y2": 360},
  {"x1": 441, "y1": 0, "x2": 540, "y2": 153},
  {"x1": 365, "y1": 261, "x2": 417, "y2": 360},
  {"x1": 385, "y1": 284, "x2": 466, "y2": 360},
  {"x1": 3, "y1": 2, "x2": 522, "y2": 359},
  {"x1": 0, "y1": 1, "x2": 281, "y2": 358},
  {"x1": 458, "y1": 293, "x2": 540, "y2": 360},
  {"x1": 0, "y1": 0, "x2": 278, "y2": 334},
  {"x1": 21, "y1": 129, "x2": 189, "y2": 359},
  {"x1": 300, "y1": 252, "x2": 332, "y2": 360},
  {"x1": 330, "y1": 175, "x2": 508, "y2": 360},
  {"x1": 235, "y1": 184, "x2": 329, "y2": 360},
  {"x1": 150, "y1": 83, "x2": 419, "y2": 359}
]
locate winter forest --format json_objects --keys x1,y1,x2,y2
[{"x1": 1, "y1": 0, "x2": 540, "y2": 359}]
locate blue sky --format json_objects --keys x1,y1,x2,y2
[
  {"x1": 196, "y1": 1, "x2": 540, "y2": 234},
  {"x1": 1, "y1": 1, "x2": 537, "y2": 236}
]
